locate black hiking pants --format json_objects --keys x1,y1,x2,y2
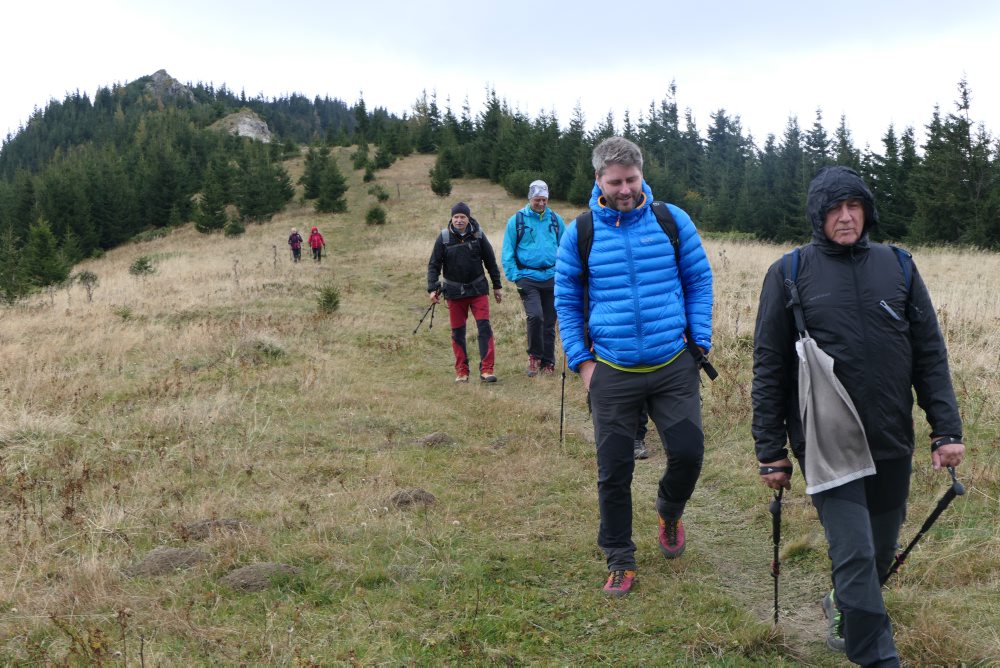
[
  {"x1": 811, "y1": 456, "x2": 910, "y2": 668},
  {"x1": 589, "y1": 353, "x2": 703, "y2": 571},
  {"x1": 515, "y1": 279, "x2": 557, "y2": 368}
]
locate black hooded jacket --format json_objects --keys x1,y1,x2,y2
[
  {"x1": 751, "y1": 167, "x2": 962, "y2": 464},
  {"x1": 426, "y1": 218, "x2": 503, "y2": 299}
]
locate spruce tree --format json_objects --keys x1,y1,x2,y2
[
  {"x1": 299, "y1": 146, "x2": 329, "y2": 200},
  {"x1": 195, "y1": 156, "x2": 229, "y2": 233},
  {"x1": 315, "y1": 158, "x2": 348, "y2": 213},
  {"x1": 833, "y1": 115, "x2": 861, "y2": 170},
  {"x1": 804, "y1": 108, "x2": 831, "y2": 177},
  {"x1": 22, "y1": 218, "x2": 69, "y2": 287},
  {"x1": 429, "y1": 156, "x2": 452, "y2": 197},
  {"x1": 0, "y1": 226, "x2": 26, "y2": 301}
]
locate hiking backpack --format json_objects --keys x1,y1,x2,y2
[
  {"x1": 781, "y1": 244, "x2": 912, "y2": 336},
  {"x1": 513, "y1": 210, "x2": 560, "y2": 270},
  {"x1": 440, "y1": 227, "x2": 483, "y2": 245},
  {"x1": 573, "y1": 202, "x2": 717, "y2": 380}
]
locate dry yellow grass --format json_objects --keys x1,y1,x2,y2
[{"x1": 1, "y1": 149, "x2": 997, "y2": 665}]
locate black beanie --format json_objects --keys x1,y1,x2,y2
[{"x1": 451, "y1": 201, "x2": 471, "y2": 218}]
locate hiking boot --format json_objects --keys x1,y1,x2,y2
[
  {"x1": 602, "y1": 569, "x2": 636, "y2": 597},
  {"x1": 526, "y1": 355, "x2": 540, "y2": 377},
  {"x1": 822, "y1": 589, "x2": 846, "y2": 653},
  {"x1": 455, "y1": 374, "x2": 469, "y2": 383},
  {"x1": 541, "y1": 363, "x2": 555, "y2": 376},
  {"x1": 658, "y1": 515, "x2": 685, "y2": 559},
  {"x1": 480, "y1": 372, "x2": 497, "y2": 383},
  {"x1": 634, "y1": 439, "x2": 650, "y2": 460}
]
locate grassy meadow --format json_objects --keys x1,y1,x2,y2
[{"x1": 1, "y1": 148, "x2": 998, "y2": 666}]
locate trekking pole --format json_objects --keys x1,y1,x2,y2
[
  {"x1": 769, "y1": 487, "x2": 784, "y2": 625},
  {"x1": 412, "y1": 296, "x2": 438, "y2": 335},
  {"x1": 881, "y1": 466, "x2": 965, "y2": 585},
  {"x1": 559, "y1": 353, "x2": 567, "y2": 449},
  {"x1": 762, "y1": 465, "x2": 793, "y2": 625}
]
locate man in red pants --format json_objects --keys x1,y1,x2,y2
[{"x1": 427, "y1": 202, "x2": 504, "y2": 382}]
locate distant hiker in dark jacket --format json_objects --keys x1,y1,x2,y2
[
  {"x1": 502, "y1": 179, "x2": 564, "y2": 377},
  {"x1": 427, "y1": 202, "x2": 504, "y2": 383},
  {"x1": 288, "y1": 228, "x2": 303, "y2": 262},
  {"x1": 555, "y1": 137, "x2": 714, "y2": 597},
  {"x1": 752, "y1": 166, "x2": 965, "y2": 666},
  {"x1": 308, "y1": 226, "x2": 325, "y2": 261}
]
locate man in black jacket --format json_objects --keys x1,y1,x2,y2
[
  {"x1": 427, "y1": 202, "x2": 504, "y2": 383},
  {"x1": 751, "y1": 166, "x2": 965, "y2": 666}
]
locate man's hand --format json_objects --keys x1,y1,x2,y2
[
  {"x1": 494, "y1": 288, "x2": 503, "y2": 304},
  {"x1": 579, "y1": 360, "x2": 596, "y2": 391},
  {"x1": 759, "y1": 458, "x2": 793, "y2": 491},
  {"x1": 932, "y1": 442, "x2": 965, "y2": 470},
  {"x1": 429, "y1": 291, "x2": 441, "y2": 304}
]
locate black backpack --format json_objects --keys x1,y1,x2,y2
[
  {"x1": 573, "y1": 202, "x2": 717, "y2": 380},
  {"x1": 440, "y1": 227, "x2": 483, "y2": 245},
  {"x1": 781, "y1": 244, "x2": 912, "y2": 336}
]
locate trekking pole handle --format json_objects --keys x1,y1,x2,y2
[
  {"x1": 769, "y1": 487, "x2": 783, "y2": 546},
  {"x1": 948, "y1": 466, "x2": 966, "y2": 495}
]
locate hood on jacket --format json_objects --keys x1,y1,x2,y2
[
  {"x1": 807, "y1": 166, "x2": 878, "y2": 244},
  {"x1": 588, "y1": 180, "x2": 654, "y2": 224}
]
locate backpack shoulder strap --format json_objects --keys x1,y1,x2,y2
[
  {"x1": 440, "y1": 228, "x2": 450, "y2": 246},
  {"x1": 650, "y1": 201, "x2": 681, "y2": 266},
  {"x1": 781, "y1": 247, "x2": 801, "y2": 284},
  {"x1": 574, "y1": 210, "x2": 595, "y2": 348},
  {"x1": 780, "y1": 246, "x2": 807, "y2": 336},
  {"x1": 890, "y1": 245, "x2": 912, "y2": 293},
  {"x1": 513, "y1": 211, "x2": 526, "y2": 268}
]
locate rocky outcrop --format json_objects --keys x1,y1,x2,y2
[
  {"x1": 144, "y1": 69, "x2": 195, "y2": 104},
  {"x1": 210, "y1": 108, "x2": 272, "y2": 143}
]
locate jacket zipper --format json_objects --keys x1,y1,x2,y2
[{"x1": 879, "y1": 300, "x2": 902, "y2": 321}]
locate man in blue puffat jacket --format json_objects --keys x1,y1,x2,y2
[
  {"x1": 502, "y1": 180, "x2": 565, "y2": 377},
  {"x1": 555, "y1": 137, "x2": 714, "y2": 596}
]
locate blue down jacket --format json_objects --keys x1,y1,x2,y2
[{"x1": 555, "y1": 181, "x2": 713, "y2": 372}]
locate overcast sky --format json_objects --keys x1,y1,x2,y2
[{"x1": 3, "y1": 0, "x2": 999, "y2": 152}]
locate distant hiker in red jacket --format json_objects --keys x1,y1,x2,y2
[
  {"x1": 308, "y1": 226, "x2": 325, "y2": 262},
  {"x1": 288, "y1": 228, "x2": 303, "y2": 262}
]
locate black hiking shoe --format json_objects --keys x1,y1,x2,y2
[
  {"x1": 822, "y1": 589, "x2": 846, "y2": 653},
  {"x1": 658, "y1": 515, "x2": 685, "y2": 559}
]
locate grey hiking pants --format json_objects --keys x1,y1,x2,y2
[
  {"x1": 590, "y1": 353, "x2": 704, "y2": 571},
  {"x1": 810, "y1": 456, "x2": 910, "y2": 668}
]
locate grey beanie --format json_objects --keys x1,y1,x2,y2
[{"x1": 528, "y1": 180, "x2": 549, "y2": 200}]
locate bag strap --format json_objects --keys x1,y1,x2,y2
[
  {"x1": 513, "y1": 210, "x2": 555, "y2": 271},
  {"x1": 781, "y1": 247, "x2": 808, "y2": 337},
  {"x1": 782, "y1": 244, "x2": 911, "y2": 338}
]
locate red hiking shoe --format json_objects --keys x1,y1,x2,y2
[
  {"x1": 602, "y1": 569, "x2": 636, "y2": 597},
  {"x1": 658, "y1": 515, "x2": 685, "y2": 559},
  {"x1": 526, "y1": 355, "x2": 540, "y2": 377}
]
